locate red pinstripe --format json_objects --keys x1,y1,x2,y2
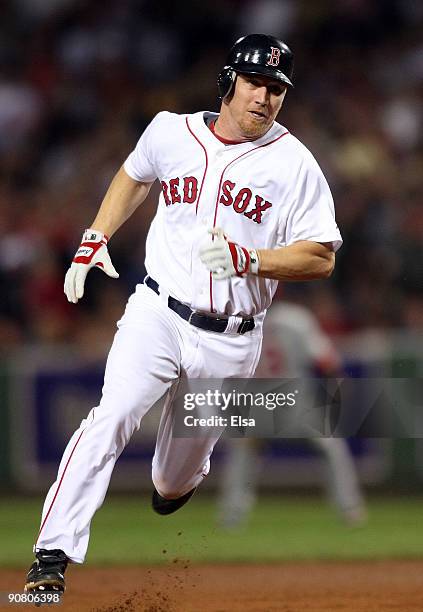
[
  {"x1": 211, "y1": 130, "x2": 290, "y2": 230},
  {"x1": 35, "y1": 426, "x2": 86, "y2": 546},
  {"x1": 185, "y1": 118, "x2": 289, "y2": 312},
  {"x1": 185, "y1": 117, "x2": 209, "y2": 216},
  {"x1": 209, "y1": 130, "x2": 290, "y2": 310}
]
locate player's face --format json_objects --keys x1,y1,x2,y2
[{"x1": 227, "y1": 73, "x2": 287, "y2": 139}]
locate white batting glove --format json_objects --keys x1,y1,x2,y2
[
  {"x1": 64, "y1": 229, "x2": 119, "y2": 303},
  {"x1": 199, "y1": 228, "x2": 260, "y2": 280}
]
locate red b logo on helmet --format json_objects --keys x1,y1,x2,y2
[{"x1": 266, "y1": 47, "x2": 281, "y2": 67}]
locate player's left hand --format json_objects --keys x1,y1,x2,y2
[{"x1": 199, "y1": 227, "x2": 260, "y2": 280}]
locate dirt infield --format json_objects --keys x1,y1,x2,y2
[{"x1": 2, "y1": 560, "x2": 423, "y2": 611}]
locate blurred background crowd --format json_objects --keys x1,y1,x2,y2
[{"x1": 0, "y1": 0, "x2": 422, "y2": 354}]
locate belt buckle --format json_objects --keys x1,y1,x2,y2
[{"x1": 237, "y1": 319, "x2": 250, "y2": 335}]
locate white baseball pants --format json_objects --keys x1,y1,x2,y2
[{"x1": 35, "y1": 283, "x2": 262, "y2": 563}]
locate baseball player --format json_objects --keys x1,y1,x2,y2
[
  {"x1": 217, "y1": 301, "x2": 367, "y2": 529},
  {"x1": 24, "y1": 34, "x2": 342, "y2": 595}
]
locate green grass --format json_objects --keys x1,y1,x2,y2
[{"x1": 1, "y1": 495, "x2": 423, "y2": 567}]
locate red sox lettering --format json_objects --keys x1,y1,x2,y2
[
  {"x1": 161, "y1": 176, "x2": 273, "y2": 224},
  {"x1": 161, "y1": 176, "x2": 198, "y2": 205},
  {"x1": 219, "y1": 180, "x2": 272, "y2": 223}
]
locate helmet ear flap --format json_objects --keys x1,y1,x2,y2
[{"x1": 217, "y1": 68, "x2": 236, "y2": 99}]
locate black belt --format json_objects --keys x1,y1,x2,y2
[{"x1": 144, "y1": 276, "x2": 255, "y2": 335}]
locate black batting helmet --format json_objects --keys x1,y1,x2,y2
[{"x1": 217, "y1": 34, "x2": 294, "y2": 99}]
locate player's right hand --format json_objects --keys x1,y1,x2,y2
[{"x1": 64, "y1": 228, "x2": 119, "y2": 303}]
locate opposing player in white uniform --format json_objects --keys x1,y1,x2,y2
[
  {"x1": 217, "y1": 301, "x2": 367, "y2": 529},
  {"x1": 25, "y1": 34, "x2": 342, "y2": 595}
]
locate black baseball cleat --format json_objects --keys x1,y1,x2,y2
[
  {"x1": 152, "y1": 487, "x2": 196, "y2": 515},
  {"x1": 24, "y1": 549, "x2": 68, "y2": 594}
]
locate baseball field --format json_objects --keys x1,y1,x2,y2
[{"x1": 1, "y1": 494, "x2": 423, "y2": 611}]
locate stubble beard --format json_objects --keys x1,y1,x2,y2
[{"x1": 238, "y1": 115, "x2": 272, "y2": 140}]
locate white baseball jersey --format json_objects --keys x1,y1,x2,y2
[{"x1": 124, "y1": 111, "x2": 342, "y2": 318}]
